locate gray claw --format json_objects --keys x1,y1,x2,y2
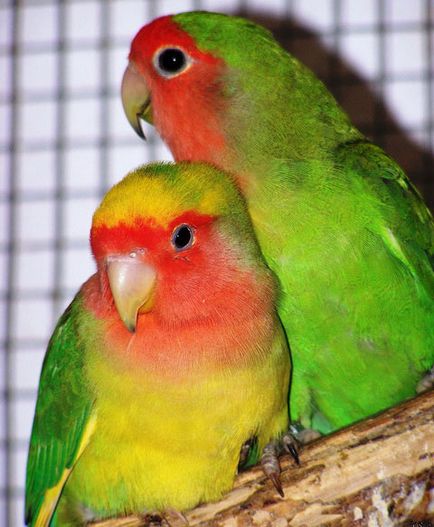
[
  {"x1": 238, "y1": 437, "x2": 256, "y2": 469},
  {"x1": 416, "y1": 366, "x2": 434, "y2": 394},
  {"x1": 282, "y1": 432, "x2": 300, "y2": 465},
  {"x1": 261, "y1": 440, "x2": 284, "y2": 497},
  {"x1": 289, "y1": 422, "x2": 322, "y2": 444},
  {"x1": 161, "y1": 509, "x2": 189, "y2": 527}
]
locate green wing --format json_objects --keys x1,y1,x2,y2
[
  {"x1": 25, "y1": 292, "x2": 95, "y2": 526},
  {"x1": 336, "y1": 140, "x2": 433, "y2": 294},
  {"x1": 334, "y1": 139, "x2": 434, "y2": 375},
  {"x1": 287, "y1": 140, "x2": 434, "y2": 432}
]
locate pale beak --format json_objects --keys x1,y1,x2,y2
[
  {"x1": 106, "y1": 256, "x2": 156, "y2": 332},
  {"x1": 121, "y1": 63, "x2": 152, "y2": 140}
]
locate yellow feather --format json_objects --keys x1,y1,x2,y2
[
  {"x1": 62, "y1": 332, "x2": 289, "y2": 514},
  {"x1": 93, "y1": 163, "x2": 236, "y2": 229}
]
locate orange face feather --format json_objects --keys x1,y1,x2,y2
[
  {"x1": 85, "y1": 164, "x2": 277, "y2": 378},
  {"x1": 87, "y1": 220, "x2": 275, "y2": 377},
  {"x1": 127, "y1": 16, "x2": 229, "y2": 163}
]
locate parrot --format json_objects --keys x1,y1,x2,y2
[
  {"x1": 121, "y1": 11, "x2": 434, "y2": 435},
  {"x1": 25, "y1": 162, "x2": 291, "y2": 526}
]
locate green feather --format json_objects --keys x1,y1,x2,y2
[
  {"x1": 170, "y1": 12, "x2": 434, "y2": 432},
  {"x1": 25, "y1": 294, "x2": 94, "y2": 526}
]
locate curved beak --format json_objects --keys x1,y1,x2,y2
[
  {"x1": 121, "y1": 63, "x2": 153, "y2": 140},
  {"x1": 106, "y1": 256, "x2": 156, "y2": 332}
]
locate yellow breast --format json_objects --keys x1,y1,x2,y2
[{"x1": 62, "y1": 331, "x2": 289, "y2": 516}]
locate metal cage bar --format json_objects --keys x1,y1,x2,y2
[{"x1": 0, "y1": 1, "x2": 433, "y2": 524}]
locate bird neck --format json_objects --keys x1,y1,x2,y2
[{"x1": 82, "y1": 272, "x2": 278, "y2": 380}]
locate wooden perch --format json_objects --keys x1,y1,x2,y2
[{"x1": 93, "y1": 390, "x2": 434, "y2": 526}]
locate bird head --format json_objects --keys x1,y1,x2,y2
[
  {"x1": 121, "y1": 12, "x2": 356, "y2": 167},
  {"x1": 90, "y1": 162, "x2": 274, "y2": 333}
]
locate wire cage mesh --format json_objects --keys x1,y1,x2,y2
[{"x1": 1, "y1": 0, "x2": 433, "y2": 525}]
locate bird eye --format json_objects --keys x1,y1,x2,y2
[
  {"x1": 171, "y1": 224, "x2": 194, "y2": 251},
  {"x1": 154, "y1": 47, "x2": 190, "y2": 78}
]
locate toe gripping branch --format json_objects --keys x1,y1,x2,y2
[{"x1": 261, "y1": 432, "x2": 300, "y2": 498}]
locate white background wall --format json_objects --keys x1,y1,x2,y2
[{"x1": 0, "y1": 1, "x2": 433, "y2": 525}]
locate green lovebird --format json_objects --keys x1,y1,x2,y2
[
  {"x1": 25, "y1": 163, "x2": 290, "y2": 526},
  {"x1": 121, "y1": 12, "x2": 434, "y2": 434}
]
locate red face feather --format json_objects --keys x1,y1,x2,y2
[
  {"x1": 90, "y1": 211, "x2": 218, "y2": 324},
  {"x1": 129, "y1": 16, "x2": 229, "y2": 163},
  {"x1": 86, "y1": 211, "x2": 276, "y2": 376},
  {"x1": 90, "y1": 210, "x2": 214, "y2": 261}
]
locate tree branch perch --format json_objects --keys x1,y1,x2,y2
[{"x1": 92, "y1": 390, "x2": 434, "y2": 526}]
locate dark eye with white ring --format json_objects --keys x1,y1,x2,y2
[
  {"x1": 153, "y1": 47, "x2": 191, "y2": 78},
  {"x1": 171, "y1": 224, "x2": 194, "y2": 251}
]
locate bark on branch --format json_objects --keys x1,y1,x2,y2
[{"x1": 93, "y1": 390, "x2": 434, "y2": 526}]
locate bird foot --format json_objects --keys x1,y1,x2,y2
[
  {"x1": 238, "y1": 437, "x2": 256, "y2": 468},
  {"x1": 161, "y1": 509, "x2": 189, "y2": 527},
  {"x1": 141, "y1": 509, "x2": 188, "y2": 527},
  {"x1": 416, "y1": 366, "x2": 434, "y2": 394},
  {"x1": 261, "y1": 440, "x2": 284, "y2": 497},
  {"x1": 289, "y1": 422, "x2": 322, "y2": 444},
  {"x1": 261, "y1": 431, "x2": 301, "y2": 498}
]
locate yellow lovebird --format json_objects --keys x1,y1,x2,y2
[{"x1": 25, "y1": 163, "x2": 291, "y2": 526}]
